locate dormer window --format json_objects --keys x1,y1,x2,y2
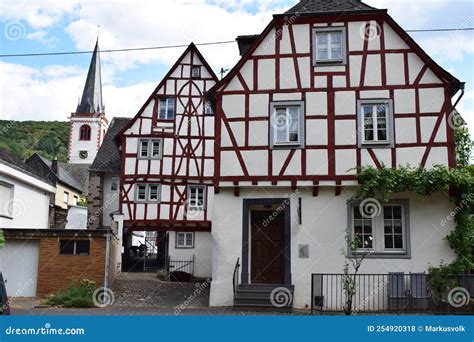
[
  {"x1": 79, "y1": 124, "x2": 91, "y2": 141},
  {"x1": 192, "y1": 66, "x2": 201, "y2": 78},
  {"x1": 158, "y1": 98, "x2": 175, "y2": 121},
  {"x1": 313, "y1": 28, "x2": 346, "y2": 65}
]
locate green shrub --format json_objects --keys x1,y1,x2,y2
[{"x1": 45, "y1": 279, "x2": 97, "y2": 308}]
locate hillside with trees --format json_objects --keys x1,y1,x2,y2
[{"x1": 0, "y1": 120, "x2": 69, "y2": 162}]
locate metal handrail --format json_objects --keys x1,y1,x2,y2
[{"x1": 233, "y1": 257, "x2": 240, "y2": 295}]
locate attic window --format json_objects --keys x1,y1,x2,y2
[
  {"x1": 313, "y1": 28, "x2": 346, "y2": 65},
  {"x1": 192, "y1": 66, "x2": 201, "y2": 78},
  {"x1": 158, "y1": 98, "x2": 175, "y2": 121}
]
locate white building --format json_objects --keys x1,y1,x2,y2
[
  {"x1": 119, "y1": 43, "x2": 218, "y2": 277},
  {"x1": 0, "y1": 151, "x2": 55, "y2": 229},
  {"x1": 207, "y1": 0, "x2": 462, "y2": 308}
]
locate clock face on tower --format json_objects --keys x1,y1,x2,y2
[{"x1": 79, "y1": 150, "x2": 88, "y2": 160}]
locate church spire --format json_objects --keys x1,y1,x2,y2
[{"x1": 76, "y1": 39, "x2": 104, "y2": 114}]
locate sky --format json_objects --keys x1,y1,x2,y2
[{"x1": 0, "y1": 0, "x2": 473, "y2": 135}]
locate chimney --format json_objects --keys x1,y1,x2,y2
[
  {"x1": 236, "y1": 35, "x2": 259, "y2": 56},
  {"x1": 52, "y1": 158, "x2": 58, "y2": 174}
]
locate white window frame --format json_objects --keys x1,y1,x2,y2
[
  {"x1": 138, "y1": 139, "x2": 162, "y2": 160},
  {"x1": 135, "y1": 184, "x2": 160, "y2": 203},
  {"x1": 357, "y1": 99, "x2": 394, "y2": 148},
  {"x1": 269, "y1": 101, "x2": 305, "y2": 149},
  {"x1": 158, "y1": 97, "x2": 175, "y2": 121},
  {"x1": 191, "y1": 66, "x2": 201, "y2": 78},
  {"x1": 348, "y1": 200, "x2": 410, "y2": 258},
  {"x1": 313, "y1": 27, "x2": 346, "y2": 65},
  {"x1": 0, "y1": 182, "x2": 14, "y2": 218},
  {"x1": 73, "y1": 196, "x2": 78, "y2": 206},
  {"x1": 176, "y1": 232, "x2": 195, "y2": 249},
  {"x1": 188, "y1": 185, "x2": 206, "y2": 210},
  {"x1": 63, "y1": 191, "x2": 69, "y2": 204}
]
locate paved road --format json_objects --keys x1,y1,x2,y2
[{"x1": 11, "y1": 306, "x2": 302, "y2": 316}]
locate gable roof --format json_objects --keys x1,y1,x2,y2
[
  {"x1": 90, "y1": 117, "x2": 131, "y2": 173},
  {"x1": 25, "y1": 153, "x2": 84, "y2": 193},
  {"x1": 118, "y1": 43, "x2": 219, "y2": 139},
  {"x1": 0, "y1": 150, "x2": 54, "y2": 187},
  {"x1": 283, "y1": 0, "x2": 378, "y2": 15},
  {"x1": 60, "y1": 163, "x2": 90, "y2": 194}
]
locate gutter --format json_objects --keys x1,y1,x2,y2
[{"x1": 452, "y1": 82, "x2": 466, "y2": 110}]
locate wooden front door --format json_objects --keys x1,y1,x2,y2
[{"x1": 250, "y1": 210, "x2": 285, "y2": 284}]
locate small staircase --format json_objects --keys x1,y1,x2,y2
[{"x1": 234, "y1": 284, "x2": 294, "y2": 311}]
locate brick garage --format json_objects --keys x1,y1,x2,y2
[{"x1": 1, "y1": 228, "x2": 119, "y2": 297}]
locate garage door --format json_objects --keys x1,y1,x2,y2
[{"x1": 0, "y1": 240, "x2": 39, "y2": 297}]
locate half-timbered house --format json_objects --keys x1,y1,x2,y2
[
  {"x1": 119, "y1": 43, "x2": 218, "y2": 278},
  {"x1": 208, "y1": 0, "x2": 463, "y2": 308}
]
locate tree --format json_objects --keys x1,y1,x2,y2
[{"x1": 342, "y1": 232, "x2": 370, "y2": 315}]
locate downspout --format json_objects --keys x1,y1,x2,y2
[
  {"x1": 104, "y1": 230, "x2": 111, "y2": 290},
  {"x1": 453, "y1": 82, "x2": 465, "y2": 110}
]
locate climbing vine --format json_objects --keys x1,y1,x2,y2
[{"x1": 353, "y1": 164, "x2": 474, "y2": 287}]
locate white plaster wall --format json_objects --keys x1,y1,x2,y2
[
  {"x1": 102, "y1": 174, "x2": 120, "y2": 227},
  {"x1": 0, "y1": 171, "x2": 53, "y2": 229},
  {"x1": 209, "y1": 187, "x2": 456, "y2": 308},
  {"x1": 168, "y1": 231, "x2": 212, "y2": 278}
]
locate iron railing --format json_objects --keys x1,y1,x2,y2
[
  {"x1": 311, "y1": 273, "x2": 474, "y2": 315},
  {"x1": 233, "y1": 258, "x2": 240, "y2": 296},
  {"x1": 167, "y1": 255, "x2": 195, "y2": 275}
]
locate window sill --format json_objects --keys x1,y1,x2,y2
[
  {"x1": 271, "y1": 143, "x2": 303, "y2": 150},
  {"x1": 175, "y1": 246, "x2": 195, "y2": 249},
  {"x1": 314, "y1": 60, "x2": 346, "y2": 67},
  {"x1": 351, "y1": 251, "x2": 410, "y2": 259},
  {"x1": 360, "y1": 143, "x2": 392, "y2": 149}
]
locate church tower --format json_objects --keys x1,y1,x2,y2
[{"x1": 68, "y1": 39, "x2": 108, "y2": 164}]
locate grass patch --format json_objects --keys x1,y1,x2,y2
[{"x1": 45, "y1": 279, "x2": 97, "y2": 308}]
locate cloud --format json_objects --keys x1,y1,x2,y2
[{"x1": 0, "y1": 61, "x2": 154, "y2": 121}]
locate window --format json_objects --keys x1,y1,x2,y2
[
  {"x1": 176, "y1": 232, "x2": 194, "y2": 248},
  {"x1": 270, "y1": 101, "x2": 305, "y2": 149},
  {"x1": 110, "y1": 176, "x2": 119, "y2": 191},
  {"x1": 204, "y1": 100, "x2": 214, "y2": 115},
  {"x1": 59, "y1": 240, "x2": 90, "y2": 256},
  {"x1": 139, "y1": 139, "x2": 162, "y2": 159},
  {"x1": 63, "y1": 191, "x2": 69, "y2": 204},
  {"x1": 73, "y1": 196, "x2": 78, "y2": 206},
  {"x1": 357, "y1": 99, "x2": 393, "y2": 147},
  {"x1": 188, "y1": 186, "x2": 206, "y2": 210},
  {"x1": 192, "y1": 66, "x2": 201, "y2": 78},
  {"x1": 79, "y1": 125, "x2": 91, "y2": 141},
  {"x1": 313, "y1": 28, "x2": 346, "y2": 64},
  {"x1": 136, "y1": 184, "x2": 160, "y2": 202},
  {"x1": 158, "y1": 98, "x2": 175, "y2": 120},
  {"x1": 0, "y1": 182, "x2": 13, "y2": 218},
  {"x1": 348, "y1": 200, "x2": 410, "y2": 257}
]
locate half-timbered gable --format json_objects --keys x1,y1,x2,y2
[
  {"x1": 211, "y1": 3, "x2": 460, "y2": 190},
  {"x1": 119, "y1": 44, "x2": 218, "y2": 231},
  {"x1": 209, "y1": 0, "x2": 462, "y2": 309}
]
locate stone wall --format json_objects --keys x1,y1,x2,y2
[{"x1": 87, "y1": 172, "x2": 103, "y2": 230}]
